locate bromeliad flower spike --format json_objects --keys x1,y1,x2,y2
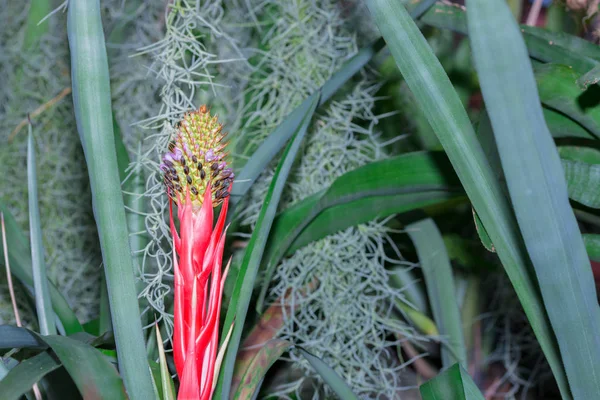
[{"x1": 162, "y1": 105, "x2": 234, "y2": 400}]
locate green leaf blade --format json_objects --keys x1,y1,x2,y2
[
  {"x1": 0, "y1": 352, "x2": 60, "y2": 400},
  {"x1": 256, "y1": 151, "x2": 464, "y2": 311},
  {"x1": 27, "y1": 125, "x2": 56, "y2": 336},
  {"x1": 217, "y1": 93, "x2": 320, "y2": 399},
  {"x1": 296, "y1": 347, "x2": 359, "y2": 400},
  {"x1": 0, "y1": 202, "x2": 82, "y2": 335},
  {"x1": 467, "y1": 1, "x2": 600, "y2": 398},
  {"x1": 232, "y1": 339, "x2": 292, "y2": 400},
  {"x1": 67, "y1": 1, "x2": 153, "y2": 398},
  {"x1": 43, "y1": 335, "x2": 127, "y2": 400},
  {"x1": 366, "y1": 0, "x2": 569, "y2": 397},
  {"x1": 420, "y1": 364, "x2": 484, "y2": 400},
  {"x1": 407, "y1": 219, "x2": 466, "y2": 368}
]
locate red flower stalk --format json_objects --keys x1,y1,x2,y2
[{"x1": 162, "y1": 106, "x2": 234, "y2": 400}]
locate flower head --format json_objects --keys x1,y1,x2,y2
[
  {"x1": 162, "y1": 105, "x2": 234, "y2": 209},
  {"x1": 164, "y1": 106, "x2": 233, "y2": 400}
]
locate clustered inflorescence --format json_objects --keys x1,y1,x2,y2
[
  {"x1": 161, "y1": 106, "x2": 233, "y2": 399},
  {"x1": 160, "y1": 106, "x2": 234, "y2": 209}
]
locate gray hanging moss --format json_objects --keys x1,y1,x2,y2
[
  {"x1": 133, "y1": 0, "x2": 246, "y2": 333},
  {"x1": 0, "y1": 1, "x2": 101, "y2": 324},
  {"x1": 227, "y1": 1, "x2": 424, "y2": 397}
]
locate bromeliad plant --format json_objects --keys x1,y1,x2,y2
[{"x1": 162, "y1": 106, "x2": 234, "y2": 399}]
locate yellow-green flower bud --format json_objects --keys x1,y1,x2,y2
[{"x1": 161, "y1": 106, "x2": 233, "y2": 208}]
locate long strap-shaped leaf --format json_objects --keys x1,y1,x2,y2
[
  {"x1": 256, "y1": 151, "x2": 464, "y2": 311},
  {"x1": 0, "y1": 326, "x2": 127, "y2": 400},
  {"x1": 27, "y1": 125, "x2": 56, "y2": 336},
  {"x1": 215, "y1": 93, "x2": 320, "y2": 399},
  {"x1": 467, "y1": 1, "x2": 600, "y2": 398},
  {"x1": 407, "y1": 218, "x2": 466, "y2": 369},
  {"x1": 365, "y1": 0, "x2": 569, "y2": 397},
  {"x1": 0, "y1": 352, "x2": 60, "y2": 400},
  {"x1": 296, "y1": 347, "x2": 359, "y2": 400},
  {"x1": 0, "y1": 202, "x2": 82, "y2": 334},
  {"x1": 67, "y1": 1, "x2": 153, "y2": 398},
  {"x1": 420, "y1": 363, "x2": 484, "y2": 400}
]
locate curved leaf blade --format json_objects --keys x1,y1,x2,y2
[
  {"x1": 67, "y1": 1, "x2": 153, "y2": 397},
  {"x1": 584, "y1": 234, "x2": 600, "y2": 262},
  {"x1": 155, "y1": 325, "x2": 176, "y2": 400},
  {"x1": 420, "y1": 363, "x2": 484, "y2": 400},
  {"x1": 367, "y1": 0, "x2": 569, "y2": 397},
  {"x1": 232, "y1": 339, "x2": 292, "y2": 400},
  {"x1": 535, "y1": 63, "x2": 600, "y2": 138},
  {"x1": 0, "y1": 327, "x2": 127, "y2": 400},
  {"x1": 256, "y1": 152, "x2": 464, "y2": 311},
  {"x1": 562, "y1": 159, "x2": 600, "y2": 208},
  {"x1": 27, "y1": 125, "x2": 56, "y2": 336},
  {"x1": 407, "y1": 219, "x2": 466, "y2": 368},
  {"x1": 0, "y1": 202, "x2": 82, "y2": 334},
  {"x1": 216, "y1": 92, "x2": 320, "y2": 399},
  {"x1": 43, "y1": 335, "x2": 127, "y2": 400},
  {"x1": 296, "y1": 347, "x2": 359, "y2": 400},
  {"x1": 467, "y1": 1, "x2": 600, "y2": 398},
  {"x1": 0, "y1": 352, "x2": 61, "y2": 400},
  {"x1": 577, "y1": 64, "x2": 600, "y2": 90}
]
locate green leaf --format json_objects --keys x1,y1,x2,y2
[
  {"x1": 0, "y1": 352, "x2": 61, "y2": 400},
  {"x1": 155, "y1": 325, "x2": 175, "y2": 400},
  {"x1": 559, "y1": 146, "x2": 600, "y2": 164},
  {"x1": 543, "y1": 108, "x2": 596, "y2": 139},
  {"x1": 420, "y1": 363, "x2": 484, "y2": 400},
  {"x1": 577, "y1": 64, "x2": 600, "y2": 90},
  {"x1": 231, "y1": 339, "x2": 292, "y2": 400},
  {"x1": 23, "y1": 0, "x2": 50, "y2": 50},
  {"x1": 0, "y1": 202, "x2": 82, "y2": 335},
  {"x1": 388, "y1": 266, "x2": 439, "y2": 336},
  {"x1": 467, "y1": 1, "x2": 600, "y2": 398},
  {"x1": 0, "y1": 325, "x2": 47, "y2": 350},
  {"x1": 67, "y1": 1, "x2": 153, "y2": 398},
  {"x1": 389, "y1": 263, "x2": 429, "y2": 313},
  {"x1": 0, "y1": 327, "x2": 127, "y2": 400},
  {"x1": 256, "y1": 152, "x2": 464, "y2": 311},
  {"x1": 419, "y1": 4, "x2": 598, "y2": 141},
  {"x1": 296, "y1": 347, "x2": 359, "y2": 400},
  {"x1": 230, "y1": 280, "x2": 316, "y2": 396},
  {"x1": 584, "y1": 234, "x2": 600, "y2": 262},
  {"x1": 216, "y1": 92, "x2": 320, "y2": 399},
  {"x1": 407, "y1": 219, "x2": 466, "y2": 368},
  {"x1": 535, "y1": 63, "x2": 600, "y2": 139},
  {"x1": 27, "y1": 124, "x2": 56, "y2": 336},
  {"x1": 395, "y1": 302, "x2": 439, "y2": 336},
  {"x1": 521, "y1": 25, "x2": 600, "y2": 72},
  {"x1": 99, "y1": 276, "x2": 111, "y2": 336},
  {"x1": 562, "y1": 159, "x2": 600, "y2": 208},
  {"x1": 43, "y1": 335, "x2": 127, "y2": 399},
  {"x1": 148, "y1": 360, "x2": 162, "y2": 400},
  {"x1": 419, "y1": 3, "x2": 599, "y2": 75},
  {"x1": 367, "y1": 0, "x2": 569, "y2": 397},
  {"x1": 472, "y1": 210, "x2": 495, "y2": 252}
]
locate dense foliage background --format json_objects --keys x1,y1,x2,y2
[{"x1": 2, "y1": 0, "x2": 600, "y2": 399}]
